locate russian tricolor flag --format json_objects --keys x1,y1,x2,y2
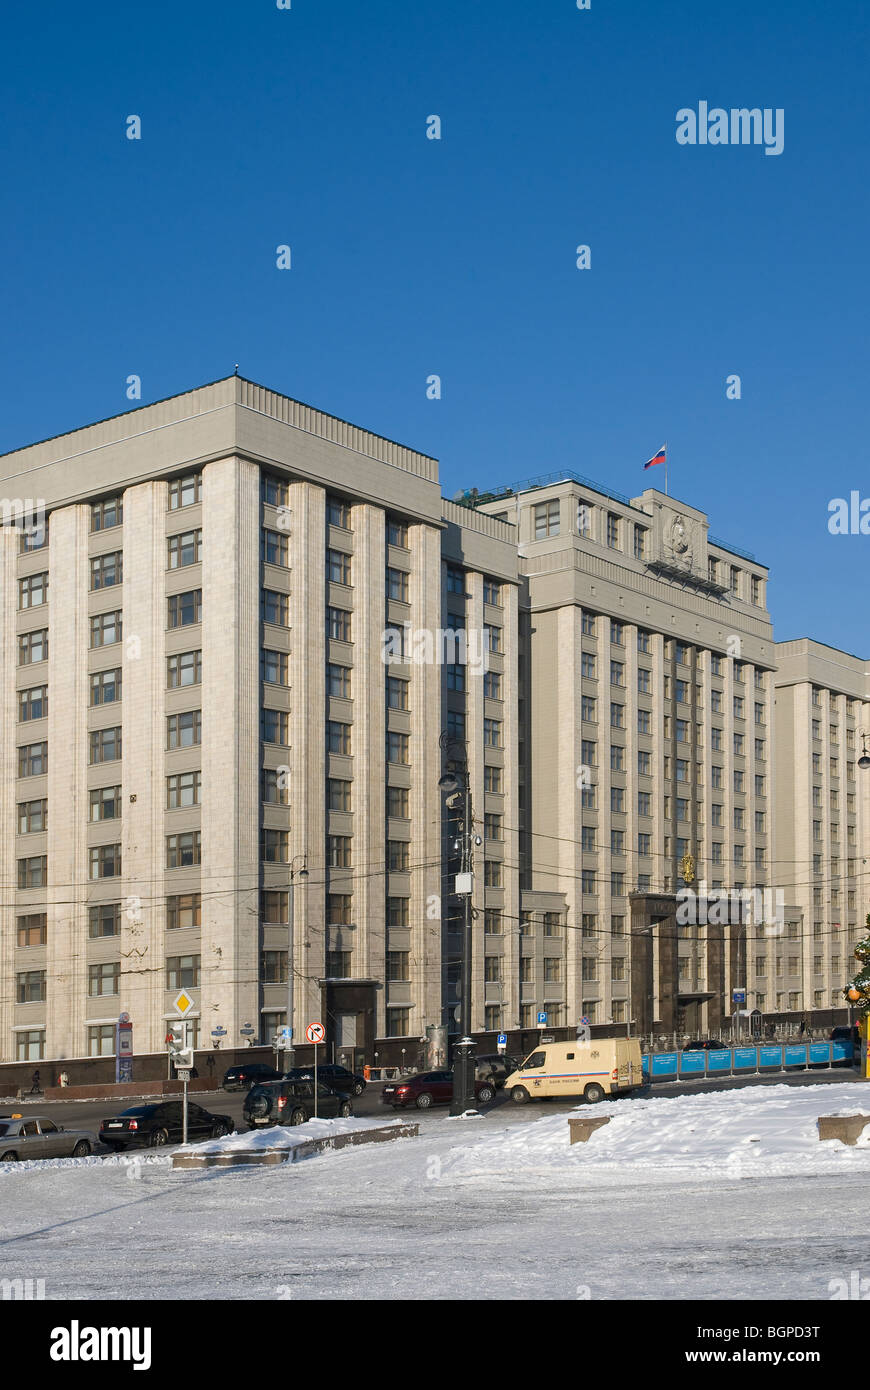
[{"x1": 644, "y1": 446, "x2": 666, "y2": 469}]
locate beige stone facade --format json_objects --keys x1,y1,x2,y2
[{"x1": 0, "y1": 378, "x2": 866, "y2": 1066}]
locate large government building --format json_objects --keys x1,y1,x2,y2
[{"x1": 0, "y1": 376, "x2": 867, "y2": 1071}]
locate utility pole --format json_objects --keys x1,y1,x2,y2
[
  {"x1": 286, "y1": 856, "x2": 308, "y2": 1071},
  {"x1": 439, "y1": 754, "x2": 476, "y2": 1116}
]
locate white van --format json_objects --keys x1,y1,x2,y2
[{"x1": 504, "y1": 1038, "x2": 644, "y2": 1105}]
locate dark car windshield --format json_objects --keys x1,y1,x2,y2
[{"x1": 118, "y1": 1107, "x2": 152, "y2": 1117}]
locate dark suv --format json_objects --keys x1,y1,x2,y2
[
  {"x1": 244, "y1": 1078, "x2": 353, "y2": 1129},
  {"x1": 282, "y1": 1064, "x2": 367, "y2": 1096}
]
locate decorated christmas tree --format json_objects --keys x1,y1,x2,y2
[{"x1": 843, "y1": 912, "x2": 870, "y2": 1014}]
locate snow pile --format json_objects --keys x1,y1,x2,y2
[
  {"x1": 436, "y1": 1082, "x2": 870, "y2": 1186},
  {"x1": 175, "y1": 1115, "x2": 410, "y2": 1157},
  {"x1": 0, "y1": 1150, "x2": 171, "y2": 1177}
]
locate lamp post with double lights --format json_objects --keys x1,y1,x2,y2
[
  {"x1": 285, "y1": 854, "x2": 309, "y2": 1069},
  {"x1": 438, "y1": 756, "x2": 479, "y2": 1116}
]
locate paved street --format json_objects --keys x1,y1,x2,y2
[{"x1": 1, "y1": 1067, "x2": 861, "y2": 1149}]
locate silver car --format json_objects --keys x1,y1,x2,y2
[{"x1": 0, "y1": 1114, "x2": 99, "y2": 1161}]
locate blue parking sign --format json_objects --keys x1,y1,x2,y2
[
  {"x1": 497, "y1": 1033, "x2": 507, "y2": 1046},
  {"x1": 537, "y1": 1012, "x2": 548, "y2": 1025}
]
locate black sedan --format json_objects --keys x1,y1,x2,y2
[
  {"x1": 222, "y1": 1063, "x2": 283, "y2": 1091},
  {"x1": 99, "y1": 1101, "x2": 234, "y2": 1150},
  {"x1": 282, "y1": 1063, "x2": 367, "y2": 1096},
  {"x1": 244, "y1": 1079, "x2": 353, "y2": 1129}
]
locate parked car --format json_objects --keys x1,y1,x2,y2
[
  {"x1": 682, "y1": 1039, "x2": 726, "y2": 1052},
  {"x1": 0, "y1": 1114, "x2": 99, "y2": 1162},
  {"x1": 244, "y1": 1079, "x2": 353, "y2": 1129},
  {"x1": 381, "y1": 1071, "x2": 496, "y2": 1110},
  {"x1": 475, "y1": 1054, "x2": 520, "y2": 1088},
  {"x1": 222, "y1": 1063, "x2": 283, "y2": 1091},
  {"x1": 99, "y1": 1101, "x2": 234, "y2": 1150},
  {"x1": 282, "y1": 1063, "x2": 367, "y2": 1096}
]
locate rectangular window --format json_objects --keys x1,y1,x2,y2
[
  {"x1": 327, "y1": 777, "x2": 352, "y2": 812},
  {"x1": 326, "y1": 497, "x2": 350, "y2": 529},
  {"x1": 168, "y1": 590, "x2": 202, "y2": 628},
  {"x1": 169, "y1": 474, "x2": 202, "y2": 509},
  {"x1": 89, "y1": 844, "x2": 121, "y2": 880},
  {"x1": 483, "y1": 578, "x2": 501, "y2": 605},
  {"x1": 17, "y1": 912, "x2": 47, "y2": 947},
  {"x1": 18, "y1": 629, "x2": 48, "y2": 665},
  {"x1": 534, "y1": 500, "x2": 560, "y2": 538},
  {"x1": 260, "y1": 829, "x2": 289, "y2": 864},
  {"x1": 166, "y1": 651, "x2": 202, "y2": 689},
  {"x1": 582, "y1": 696, "x2": 596, "y2": 722},
  {"x1": 386, "y1": 1009, "x2": 409, "y2": 1037},
  {"x1": 168, "y1": 530, "x2": 202, "y2": 568},
  {"x1": 610, "y1": 703, "x2": 624, "y2": 729},
  {"x1": 18, "y1": 572, "x2": 48, "y2": 609},
  {"x1": 18, "y1": 970, "x2": 47, "y2": 1002},
  {"x1": 262, "y1": 890, "x2": 289, "y2": 925},
  {"x1": 582, "y1": 612, "x2": 596, "y2": 636},
  {"x1": 446, "y1": 566, "x2": 465, "y2": 595},
  {"x1": 90, "y1": 611, "x2": 122, "y2": 648},
  {"x1": 327, "y1": 721, "x2": 351, "y2": 754},
  {"x1": 17, "y1": 855, "x2": 47, "y2": 888},
  {"x1": 483, "y1": 718, "x2": 502, "y2": 748},
  {"x1": 386, "y1": 731, "x2": 410, "y2": 764},
  {"x1": 91, "y1": 497, "x2": 123, "y2": 531},
  {"x1": 166, "y1": 955, "x2": 200, "y2": 989},
  {"x1": 327, "y1": 836, "x2": 352, "y2": 868},
  {"x1": 87, "y1": 961, "x2": 120, "y2": 998},
  {"x1": 637, "y1": 750, "x2": 651, "y2": 775},
  {"x1": 260, "y1": 950, "x2": 288, "y2": 984},
  {"x1": 262, "y1": 529, "x2": 289, "y2": 567},
  {"x1": 89, "y1": 550, "x2": 122, "y2": 589},
  {"x1": 633, "y1": 525, "x2": 647, "y2": 560},
  {"x1": 483, "y1": 670, "x2": 502, "y2": 700},
  {"x1": 167, "y1": 711, "x2": 202, "y2": 749},
  {"x1": 167, "y1": 771, "x2": 201, "y2": 809},
  {"x1": 387, "y1": 676, "x2": 409, "y2": 709},
  {"x1": 386, "y1": 785, "x2": 408, "y2": 818},
  {"x1": 387, "y1": 518, "x2": 408, "y2": 548},
  {"x1": 637, "y1": 709, "x2": 651, "y2": 735},
  {"x1": 261, "y1": 474, "x2": 289, "y2": 507},
  {"x1": 90, "y1": 668, "x2": 122, "y2": 705},
  {"x1": 262, "y1": 590, "x2": 289, "y2": 626},
  {"x1": 388, "y1": 840, "x2": 410, "y2": 871},
  {"x1": 327, "y1": 607, "x2": 352, "y2": 641},
  {"x1": 610, "y1": 661, "x2": 624, "y2": 687},
  {"x1": 88, "y1": 903, "x2": 120, "y2": 938},
  {"x1": 261, "y1": 709, "x2": 289, "y2": 745},
  {"x1": 327, "y1": 663, "x2": 351, "y2": 698},
  {"x1": 327, "y1": 549, "x2": 352, "y2": 584},
  {"x1": 606, "y1": 513, "x2": 620, "y2": 548},
  {"x1": 89, "y1": 786, "x2": 121, "y2": 822},
  {"x1": 262, "y1": 768, "x2": 289, "y2": 805},
  {"x1": 484, "y1": 765, "x2": 502, "y2": 794},
  {"x1": 18, "y1": 741, "x2": 47, "y2": 777},
  {"x1": 610, "y1": 620, "x2": 624, "y2": 646},
  {"x1": 18, "y1": 685, "x2": 48, "y2": 721},
  {"x1": 166, "y1": 831, "x2": 202, "y2": 868},
  {"x1": 167, "y1": 893, "x2": 201, "y2": 930},
  {"x1": 386, "y1": 897, "x2": 408, "y2": 927}
]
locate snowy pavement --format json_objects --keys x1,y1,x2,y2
[{"x1": 0, "y1": 1082, "x2": 867, "y2": 1300}]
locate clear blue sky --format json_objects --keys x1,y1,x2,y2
[{"x1": 1, "y1": 0, "x2": 867, "y2": 652}]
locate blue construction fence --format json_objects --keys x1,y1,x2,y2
[{"x1": 643, "y1": 1040, "x2": 855, "y2": 1082}]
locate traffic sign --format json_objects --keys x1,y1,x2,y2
[
  {"x1": 580, "y1": 1016, "x2": 590, "y2": 1026},
  {"x1": 173, "y1": 991, "x2": 194, "y2": 1016},
  {"x1": 305, "y1": 1021, "x2": 325, "y2": 1044},
  {"x1": 176, "y1": 1069, "x2": 191, "y2": 1083},
  {"x1": 240, "y1": 1025, "x2": 255, "y2": 1037},
  {"x1": 732, "y1": 989, "x2": 746, "y2": 1004},
  {"x1": 537, "y1": 1012, "x2": 548, "y2": 1026},
  {"x1": 497, "y1": 1033, "x2": 507, "y2": 1046}
]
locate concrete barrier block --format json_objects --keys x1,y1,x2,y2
[
  {"x1": 171, "y1": 1122, "x2": 419, "y2": 1169},
  {"x1": 568, "y1": 1115, "x2": 611, "y2": 1144},
  {"x1": 817, "y1": 1114, "x2": 870, "y2": 1145}
]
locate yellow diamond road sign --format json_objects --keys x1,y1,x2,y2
[{"x1": 173, "y1": 990, "x2": 194, "y2": 1016}]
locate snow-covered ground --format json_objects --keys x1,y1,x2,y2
[{"x1": 1, "y1": 1083, "x2": 868, "y2": 1300}]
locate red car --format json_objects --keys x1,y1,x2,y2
[{"x1": 382, "y1": 1070, "x2": 496, "y2": 1110}]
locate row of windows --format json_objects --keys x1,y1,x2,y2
[{"x1": 16, "y1": 956, "x2": 201, "y2": 1001}]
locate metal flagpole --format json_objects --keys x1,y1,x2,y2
[{"x1": 664, "y1": 441, "x2": 669, "y2": 496}]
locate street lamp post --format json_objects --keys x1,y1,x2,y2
[
  {"x1": 439, "y1": 762, "x2": 476, "y2": 1116},
  {"x1": 286, "y1": 855, "x2": 309, "y2": 1070}
]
